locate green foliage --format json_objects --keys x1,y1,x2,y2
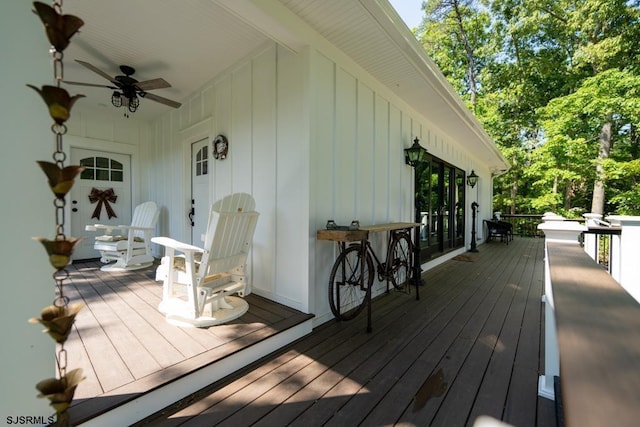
[
  {"x1": 416, "y1": 0, "x2": 640, "y2": 216},
  {"x1": 605, "y1": 158, "x2": 640, "y2": 213}
]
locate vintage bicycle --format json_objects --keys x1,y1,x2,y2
[{"x1": 318, "y1": 221, "x2": 419, "y2": 331}]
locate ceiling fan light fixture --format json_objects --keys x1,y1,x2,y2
[
  {"x1": 128, "y1": 95, "x2": 139, "y2": 113},
  {"x1": 69, "y1": 60, "x2": 182, "y2": 116},
  {"x1": 111, "y1": 91, "x2": 122, "y2": 108}
]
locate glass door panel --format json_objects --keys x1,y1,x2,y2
[
  {"x1": 418, "y1": 160, "x2": 430, "y2": 251},
  {"x1": 416, "y1": 156, "x2": 466, "y2": 261},
  {"x1": 455, "y1": 170, "x2": 465, "y2": 246},
  {"x1": 429, "y1": 161, "x2": 442, "y2": 251},
  {"x1": 443, "y1": 167, "x2": 451, "y2": 249}
]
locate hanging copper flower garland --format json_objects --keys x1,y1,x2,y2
[{"x1": 28, "y1": 1, "x2": 86, "y2": 425}]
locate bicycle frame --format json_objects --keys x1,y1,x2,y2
[
  {"x1": 342, "y1": 228, "x2": 413, "y2": 291},
  {"x1": 318, "y1": 221, "x2": 419, "y2": 332}
]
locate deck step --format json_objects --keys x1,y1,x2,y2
[{"x1": 74, "y1": 316, "x2": 313, "y2": 426}]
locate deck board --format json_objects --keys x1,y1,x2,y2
[
  {"x1": 490, "y1": 239, "x2": 544, "y2": 426},
  {"x1": 137, "y1": 237, "x2": 554, "y2": 427},
  {"x1": 64, "y1": 260, "x2": 313, "y2": 424},
  {"x1": 465, "y1": 238, "x2": 542, "y2": 425},
  {"x1": 373, "y1": 238, "x2": 523, "y2": 426}
]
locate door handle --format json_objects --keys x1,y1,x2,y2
[{"x1": 188, "y1": 207, "x2": 194, "y2": 226}]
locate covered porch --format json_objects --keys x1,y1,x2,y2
[
  {"x1": 3, "y1": 1, "x2": 515, "y2": 419},
  {"x1": 68, "y1": 236, "x2": 554, "y2": 426}
]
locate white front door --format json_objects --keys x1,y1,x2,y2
[
  {"x1": 70, "y1": 148, "x2": 132, "y2": 260},
  {"x1": 191, "y1": 138, "x2": 210, "y2": 244}
]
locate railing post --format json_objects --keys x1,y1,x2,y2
[
  {"x1": 606, "y1": 216, "x2": 640, "y2": 303},
  {"x1": 583, "y1": 213, "x2": 602, "y2": 262},
  {"x1": 536, "y1": 213, "x2": 587, "y2": 400}
]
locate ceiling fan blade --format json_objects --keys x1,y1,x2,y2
[
  {"x1": 143, "y1": 92, "x2": 182, "y2": 109},
  {"x1": 63, "y1": 80, "x2": 116, "y2": 89},
  {"x1": 135, "y1": 78, "x2": 171, "y2": 91},
  {"x1": 75, "y1": 60, "x2": 116, "y2": 83}
]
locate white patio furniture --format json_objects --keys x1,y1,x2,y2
[
  {"x1": 151, "y1": 193, "x2": 259, "y2": 327},
  {"x1": 85, "y1": 201, "x2": 159, "y2": 272}
]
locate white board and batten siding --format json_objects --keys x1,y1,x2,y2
[
  {"x1": 60, "y1": 41, "x2": 486, "y2": 326},
  {"x1": 308, "y1": 46, "x2": 481, "y2": 321},
  {"x1": 145, "y1": 43, "x2": 311, "y2": 314}
]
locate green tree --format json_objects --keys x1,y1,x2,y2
[
  {"x1": 416, "y1": 0, "x2": 640, "y2": 216},
  {"x1": 540, "y1": 69, "x2": 640, "y2": 214},
  {"x1": 419, "y1": 0, "x2": 494, "y2": 111}
]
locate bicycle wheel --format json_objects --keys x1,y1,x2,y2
[
  {"x1": 387, "y1": 231, "x2": 413, "y2": 290},
  {"x1": 328, "y1": 244, "x2": 374, "y2": 320}
]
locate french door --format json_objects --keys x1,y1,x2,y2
[
  {"x1": 70, "y1": 148, "x2": 132, "y2": 260},
  {"x1": 417, "y1": 156, "x2": 466, "y2": 261}
]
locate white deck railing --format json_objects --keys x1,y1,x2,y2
[{"x1": 538, "y1": 213, "x2": 640, "y2": 426}]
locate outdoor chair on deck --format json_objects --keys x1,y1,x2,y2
[
  {"x1": 85, "y1": 201, "x2": 159, "y2": 271},
  {"x1": 483, "y1": 219, "x2": 513, "y2": 244},
  {"x1": 152, "y1": 193, "x2": 259, "y2": 327}
]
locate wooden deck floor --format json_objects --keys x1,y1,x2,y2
[
  {"x1": 136, "y1": 237, "x2": 556, "y2": 427},
  {"x1": 64, "y1": 260, "x2": 313, "y2": 422}
]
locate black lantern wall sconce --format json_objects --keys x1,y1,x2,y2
[
  {"x1": 404, "y1": 137, "x2": 428, "y2": 167},
  {"x1": 467, "y1": 169, "x2": 478, "y2": 188}
]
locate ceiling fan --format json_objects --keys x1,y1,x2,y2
[{"x1": 64, "y1": 60, "x2": 182, "y2": 116}]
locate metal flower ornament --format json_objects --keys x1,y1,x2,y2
[
  {"x1": 27, "y1": 85, "x2": 85, "y2": 125},
  {"x1": 35, "y1": 368, "x2": 85, "y2": 417},
  {"x1": 28, "y1": 1, "x2": 86, "y2": 424},
  {"x1": 29, "y1": 303, "x2": 85, "y2": 344},
  {"x1": 37, "y1": 161, "x2": 84, "y2": 199},
  {"x1": 32, "y1": 1, "x2": 84, "y2": 52},
  {"x1": 34, "y1": 237, "x2": 83, "y2": 270}
]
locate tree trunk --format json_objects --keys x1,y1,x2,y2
[
  {"x1": 552, "y1": 175, "x2": 558, "y2": 211},
  {"x1": 631, "y1": 123, "x2": 639, "y2": 159},
  {"x1": 591, "y1": 121, "x2": 612, "y2": 215},
  {"x1": 564, "y1": 184, "x2": 572, "y2": 210},
  {"x1": 450, "y1": 0, "x2": 477, "y2": 108},
  {"x1": 510, "y1": 177, "x2": 518, "y2": 214}
]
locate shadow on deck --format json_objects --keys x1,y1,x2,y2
[
  {"x1": 65, "y1": 260, "x2": 313, "y2": 425},
  {"x1": 133, "y1": 237, "x2": 556, "y2": 427}
]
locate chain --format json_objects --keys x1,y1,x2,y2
[
  {"x1": 30, "y1": 1, "x2": 85, "y2": 424},
  {"x1": 49, "y1": 0, "x2": 70, "y2": 382}
]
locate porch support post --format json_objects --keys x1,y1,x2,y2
[
  {"x1": 536, "y1": 213, "x2": 586, "y2": 400},
  {"x1": 605, "y1": 216, "x2": 640, "y2": 303}
]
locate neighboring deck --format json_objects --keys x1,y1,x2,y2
[{"x1": 134, "y1": 237, "x2": 554, "y2": 427}]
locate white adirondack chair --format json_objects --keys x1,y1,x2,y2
[
  {"x1": 151, "y1": 193, "x2": 259, "y2": 327},
  {"x1": 85, "y1": 201, "x2": 159, "y2": 272}
]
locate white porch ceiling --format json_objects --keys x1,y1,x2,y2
[
  {"x1": 61, "y1": 0, "x2": 269, "y2": 120},
  {"x1": 59, "y1": 0, "x2": 507, "y2": 170}
]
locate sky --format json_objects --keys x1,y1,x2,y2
[{"x1": 388, "y1": 0, "x2": 424, "y2": 30}]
